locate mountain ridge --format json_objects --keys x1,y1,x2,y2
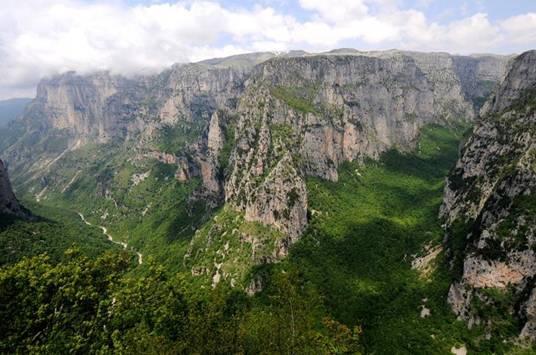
[
  {"x1": 441, "y1": 49, "x2": 536, "y2": 340},
  {"x1": 0, "y1": 48, "x2": 513, "y2": 283}
]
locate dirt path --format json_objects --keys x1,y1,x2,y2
[
  {"x1": 61, "y1": 171, "x2": 81, "y2": 193},
  {"x1": 77, "y1": 212, "x2": 143, "y2": 265},
  {"x1": 35, "y1": 186, "x2": 48, "y2": 202}
]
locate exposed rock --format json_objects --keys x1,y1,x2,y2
[
  {"x1": 420, "y1": 305, "x2": 431, "y2": 318},
  {"x1": 451, "y1": 344, "x2": 467, "y2": 355},
  {"x1": 412, "y1": 244, "x2": 443, "y2": 279},
  {"x1": 145, "y1": 151, "x2": 177, "y2": 165},
  {"x1": 521, "y1": 288, "x2": 536, "y2": 340},
  {"x1": 175, "y1": 163, "x2": 190, "y2": 182},
  {"x1": 246, "y1": 276, "x2": 264, "y2": 296},
  {"x1": 1, "y1": 49, "x2": 511, "y2": 275},
  {"x1": 207, "y1": 111, "x2": 225, "y2": 155},
  {"x1": 441, "y1": 50, "x2": 536, "y2": 338},
  {"x1": 242, "y1": 153, "x2": 308, "y2": 243},
  {"x1": 0, "y1": 159, "x2": 27, "y2": 218},
  {"x1": 225, "y1": 52, "x2": 497, "y2": 250},
  {"x1": 131, "y1": 171, "x2": 150, "y2": 186}
]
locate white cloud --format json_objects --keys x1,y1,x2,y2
[
  {"x1": 0, "y1": 0, "x2": 534, "y2": 99},
  {"x1": 500, "y1": 13, "x2": 536, "y2": 45},
  {"x1": 299, "y1": 0, "x2": 369, "y2": 22}
]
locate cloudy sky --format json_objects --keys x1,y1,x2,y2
[{"x1": 1, "y1": 0, "x2": 535, "y2": 99}]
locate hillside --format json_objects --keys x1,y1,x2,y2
[
  {"x1": 2, "y1": 49, "x2": 535, "y2": 353},
  {"x1": 1, "y1": 51, "x2": 510, "y2": 278},
  {"x1": 441, "y1": 50, "x2": 536, "y2": 342}
]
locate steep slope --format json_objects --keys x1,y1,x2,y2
[
  {"x1": 224, "y1": 54, "x2": 473, "y2": 255},
  {"x1": 186, "y1": 52, "x2": 506, "y2": 286},
  {"x1": 452, "y1": 54, "x2": 514, "y2": 110},
  {"x1": 0, "y1": 159, "x2": 26, "y2": 218},
  {"x1": 1, "y1": 158, "x2": 123, "y2": 265},
  {"x1": 0, "y1": 50, "x2": 510, "y2": 281},
  {"x1": 441, "y1": 50, "x2": 536, "y2": 340}
]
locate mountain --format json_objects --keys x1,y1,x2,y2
[
  {"x1": 2, "y1": 49, "x2": 534, "y2": 353},
  {"x1": 441, "y1": 50, "x2": 536, "y2": 340},
  {"x1": 0, "y1": 98, "x2": 32, "y2": 127},
  {"x1": 0, "y1": 50, "x2": 511, "y2": 282}
]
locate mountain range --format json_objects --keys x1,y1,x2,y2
[{"x1": 0, "y1": 48, "x2": 534, "y2": 354}]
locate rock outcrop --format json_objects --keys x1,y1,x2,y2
[
  {"x1": 2, "y1": 49, "x2": 511, "y2": 265},
  {"x1": 0, "y1": 159, "x2": 27, "y2": 218},
  {"x1": 224, "y1": 52, "x2": 505, "y2": 247},
  {"x1": 441, "y1": 50, "x2": 536, "y2": 339}
]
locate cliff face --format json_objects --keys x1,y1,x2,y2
[
  {"x1": 441, "y1": 50, "x2": 536, "y2": 339},
  {"x1": 224, "y1": 53, "x2": 496, "y2": 247},
  {"x1": 23, "y1": 64, "x2": 248, "y2": 144},
  {"x1": 2, "y1": 50, "x2": 511, "y2": 266},
  {"x1": 452, "y1": 54, "x2": 513, "y2": 110},
  {"x1": 0, "y1": 160, "x2": 26, "y2": 218}
]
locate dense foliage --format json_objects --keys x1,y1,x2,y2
[
  {"x1": 0, "y1": 250, "x2": 362, "y2": 354},
  {"x1": 0, "y1": 203, "x2": 120, "y2": 266},
  {"x1": 2, "y1": 124, "x2": 534, "y2": 353}
]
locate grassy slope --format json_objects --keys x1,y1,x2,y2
[
  {"x1": 0, "y1": 201, "x2": 122, "y2": 266},
  {"x1": 25, "y1": 140, "x2": 211, "y2": 272},
  {"x1": 7, "y1": 122, "x2": 534, "y2": 352},
  {"x1": 265, "y1": 124, "x2": 525, "y2": 353}
]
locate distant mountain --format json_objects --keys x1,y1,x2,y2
[
  {"x1": 2, "y1": 49, "x2": 534, "y2": 353},
  {"x1": 0, "y1": 98, "x2": 32, "y2": 127}
]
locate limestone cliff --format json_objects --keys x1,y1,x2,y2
[
  {"x1": 225, "y1": 53, "x2": 487, "y2": 249},
  {"x1": 2, "y1": 50, "x2": 510, "y2": 265},
  {"x1": 441, "y1": 50, "x2": 536, "y2": 339}
]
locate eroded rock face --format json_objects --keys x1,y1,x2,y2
[
  {"x1": 3, "y1": 50, "x2": 511, "y2": 267},
  {"x1": 4, "y1": 61, "x2": 250, "y2": 179},
  {"x1": 0, "y1": 160, "x2": 26, "y2": 218},
  {"x1": 242, "y1": 153, "x2": 308, "y2": 244},
  {"x1": 452, "y1": 54, "x2": 513, "y2": 110},
  {"x1": 441, "y1": 50, "x2": 536, "y2": 338},
  {"x1": 225, "y1": 52, "x2": 491, "y2": 248}
]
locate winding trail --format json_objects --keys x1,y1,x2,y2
[{"x1": 77, "y1": 212, "x2": 143, "y2": 265}]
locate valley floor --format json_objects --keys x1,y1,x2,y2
[{"x1": 2, "y1": 124, "x2": 535, "y2": 353}]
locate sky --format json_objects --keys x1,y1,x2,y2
[{"x1": 0, "y1": 0, "x2": 535, "y2": 99}]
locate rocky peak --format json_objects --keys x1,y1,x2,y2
[{"x1": 481, "y1": 50, "x2": 536, "y2": 115}]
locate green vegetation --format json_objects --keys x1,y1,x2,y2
[
  {"x1": 0, "y1": 250, "x2": 362, "y2": 354},
  {"x1": 3, "y1": 123, "x2": 534, "y2": 353},
  {"x1": 0, "y1": 202, "x2": 121, "y2": 266},
  {"x1": 35, "y1": 141, "x2": 210, "y2": 272},
  {"x1": 185, "y1": 207, "x2": 286, "y2": 288},
  {"x1": 275, "y1": 125, "x2": 472, "y2": 353},
  {"x1": 156, "y1": 120, "x2": 206, "y2": 155},
  {"x1": 271, "y1": 86, "x2": 319, "y2": 114},
  {"x1": 265, "y1": 124, "x2": 524, "y2": 353}
]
